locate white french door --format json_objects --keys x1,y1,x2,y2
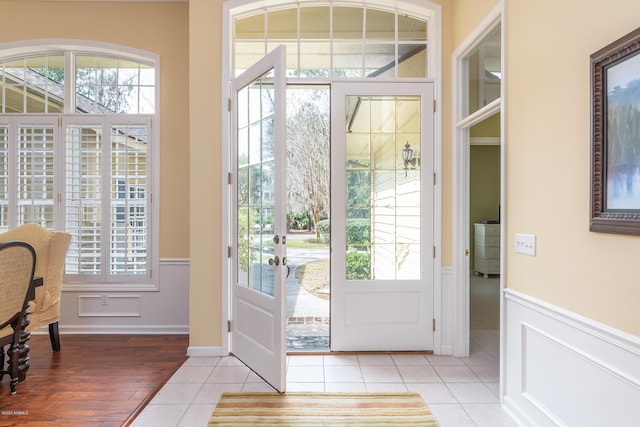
[
  {"x1": 330, "y1": 82, "x2": 435, "y2": 351},
  {"x1": 230, "y1": 46, "x2": 287, "y2": 392}
]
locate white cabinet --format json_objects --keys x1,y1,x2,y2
[{"x1": 474, "y1": 223, "x2": 500, "y2": 278}]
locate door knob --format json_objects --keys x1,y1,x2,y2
[{"x1": 268, "y1": 256, "x2": 280, "y2": 266}]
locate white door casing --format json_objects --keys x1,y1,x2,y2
[
  {"x1": 330, "y1": 82, "x2": 435, "y2": 351},
  {"x1": 230, "y1": 46, "x2": 287, "y2": 392}
]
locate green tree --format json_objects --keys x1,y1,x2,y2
[{"x1": 286, "y1": 88, "x2": 330, "y2": 237}]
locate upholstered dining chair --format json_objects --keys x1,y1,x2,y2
[
  {"x1": 0, "y1": 241, "x2": 36, "y2": 395},
  {"x1": 0, "y1": 225, "x2": 71, "y2": 352}
]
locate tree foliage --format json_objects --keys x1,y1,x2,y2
[{"x1": 286, "y1": 89, "x2": 330, "y2": 236}]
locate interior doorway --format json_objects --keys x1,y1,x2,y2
[{"x1": 469, "y1": 116, "x2": 501, "y2": 334}]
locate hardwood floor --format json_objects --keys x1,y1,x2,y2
[{"x1": 0, "y1": 334, "x2": 188, "y2": 426}]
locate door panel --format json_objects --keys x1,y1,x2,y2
[
  {"x1": 330, "y1": 82, "x2": 434, "y2": 351},
  {"x1": 231, "y1": 46, "x2": 286, "y2": 392}
]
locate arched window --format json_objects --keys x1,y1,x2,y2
[
  {"x1": 0, "y1": 44, "x2": 158, "y2": 285},
  {"x1": 231, "y1": 1, "x2": 437, "y2": 80}
]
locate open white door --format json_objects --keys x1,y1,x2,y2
[
  {"x1": 330, "y1": 82, "x2": 435, "y2": 351},
  {"x1": 230, "y1": 46, "x2": 287, "y2": 392}
]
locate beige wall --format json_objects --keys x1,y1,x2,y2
[
  {"x1": 451, "y1": 0, "x2": 640, "y2": 336},
  {"x1": 189, "y1": 0, "x2": 222, "y2": 347},
  {"x1": 0, "y1": 0, "x2": 190, "y2": 259},
  {"x1": 506, "y1": 0, "x2": 640, "y2": 336}
]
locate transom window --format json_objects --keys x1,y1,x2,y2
[
  {"x1": 233, "y1": 3, "x2": 433, "y2": 79},
  {"x1": 0, "y1": 46, "x2": 156, "y2": 284}
]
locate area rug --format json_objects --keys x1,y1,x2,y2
[{"x1": 208, "y1": 391, "x2": 440, "y2": 426}]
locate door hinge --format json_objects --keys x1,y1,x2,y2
[
  {"x1": 433, "y1": 245, "x2": 436, "y2": 258},
  {"x1": 433, "y1": 172, "x2": 437, "y2": 186},
  {"x1": 432, "y1": 318, "x2": 436, "y2": 332},
  {"x1": 228, "y1": 172, "x2": 232, "y2": 184},
  {"x1": 228, "y1": 320, "x2": 231, "y2": 332},
  {"x1": 227, "y1": 98, "x2": 231, "y2": 112},
  {"x1": 433, "y1": 99, "x2": 436, "y2": 112},
  {"x1": 227, "y1": 246, "x2": 232, "y2": 258}
]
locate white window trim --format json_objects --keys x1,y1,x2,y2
[
  {"x1": 221, "y1": 0, "x2": 443, "y2": 354},
  {"x1": 451, "y1": 1, "x2": 504, "y2": 359},
  {"x1": 0, "y1": 39, "x2": 161, "y2": 292}
]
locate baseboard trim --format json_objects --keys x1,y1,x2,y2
[
  {"x1": 39, "y1": 325, "x2": 189, "y2": 335},
  {"x1": 187, "y1": 346, "x2": 227, "y2": 357}
]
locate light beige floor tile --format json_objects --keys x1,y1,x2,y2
[
  {"x1": 397, "y1": 365, "x2": 441, "y2": 383},
  {"x1": 324, "y1": 364, "x2": 363, "y2": 382},
  {"x1": 285, "y1": 382, "x2": 325, "y2": 392},
  {"x1": 406, "y1": 383, "x2": 457, "y2": 404},
  {"x1": 433, "y1": 365, "x2": 481, "y2": 382},
  {"x1": 428, "y1": 403, "x2": 476, "y2": 427},
  {"x1": 150, "y1": 383, "x2": 202, "y2": 404},
  {"x1": 287, "y1": 355, "x2": 324, "y2": 366},
  {"x1": 192, "y1": 383, "x2": 243, "y2": 404},
  {"x1": 360, "y1": 365, "x2": 403, "y2": 382},
  {"x1": 357, "y1": 354, "x2": 395, "y2": 365},
  {"x1": 206, "y1": 366, "x2": 250, "y2": 383},
  {"x1": 325, "y1": 382, "x2": 367, "y2": 392},
  {"x1": 182, "y1": 356, "x2": 221, "y2": 367},
  {"x1": 167, "y1": 366, "x2": 214, "y2": 384},
  {"x1": 287, "y1": 365, "x2": 324, "y2": 382},
  {"x1": 463, "y1": 403, "x2": 521, "y2": 427},
  {"x1": 365, "y1": 382, "x2": 407, "y2": 392},
  {"x1": 447, "y1": 382, "x2": 499, "y2": 403},
  {"x1": 130, "y1": 404, "x2": 189, "y2": 427},
  {"x1": 391, "y1": 354, "x2": 430, "y2": 366},
  {"x1": 177, "y1": 403, "x2": 217, "y2": 427},
  {"x1": 323, "y1": 354, "x2": 359, "y2": 365}
]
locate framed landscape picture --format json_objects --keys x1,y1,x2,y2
[{"x1": 591, "y1": 26, "x2": 640, "y2": 235}]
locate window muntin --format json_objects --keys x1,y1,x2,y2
[
  {"x1": 0, "y1": 52, "x2": 155, "y2": 115},
  {"x1": 75, "y1": 55, "x2": 155, "y2": 114},
  {"x1": 0, "y1": 47, "x2": 155, "y2": 285},
  {"x1": 345, "y1": 95, "x2": 421, "y2": 280},
  {"x1": 234, "y1": 5, "x2": 430, "y2": 79},
  {"x1": 0, "y1": 55, "x2": 65, "y2": 113}
]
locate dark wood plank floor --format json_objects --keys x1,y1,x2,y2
[{"x1": 0, "y1": 334, "x2": 188, "y2": 426}]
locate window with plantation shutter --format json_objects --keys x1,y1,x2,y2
[
  {"x1": 64, "y1": 121, "x2": 103, "y2": 276},
  {"x1": 18, "y1": 121, "x2": 55, "y2": 228},
  {"x1": 0, "y1": 44, "x2": 157, "y2": 287},
  {"x1": 0, "y1": 125, "x2": 8, "y2": 230},
  {"x1": 63, "y1": 118, "x2": 150, "y2": 281}
]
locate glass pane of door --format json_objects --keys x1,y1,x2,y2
[
  {"x1": 345, "y1": 94, "x2": 422, "y2": 280},
  {"x1": 236, "y1": 71, "x2": 277, "y2": 296}
]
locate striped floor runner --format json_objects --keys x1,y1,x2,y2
[{"x1": 208, "y1": 392, "x2": 440, "y2": 426}]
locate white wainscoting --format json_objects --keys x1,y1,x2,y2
[
  {"x1": 47, "y1": 258, "x2": 190, "y2": 335},
  {"x1": 503, "y1": 289, "x2": 640, "y2": 427}
]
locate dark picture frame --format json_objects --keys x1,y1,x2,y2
[{"x1": 591, "y1": 26, "x2": 640, "y2": 235}]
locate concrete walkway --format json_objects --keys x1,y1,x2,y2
[{"x1": 284, "y1": 233, "x2": 330, "y2": 349}]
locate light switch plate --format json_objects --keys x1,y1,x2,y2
[{"x1": 515, "y1": 233, "x2": 536, "y2": 256}]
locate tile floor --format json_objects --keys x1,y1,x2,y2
[{"x1": 131, "y1": 329, "x2": 518, "y2": 427}]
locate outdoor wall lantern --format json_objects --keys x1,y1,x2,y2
[{"x1": 402, "y1": 142, "x2": 416, "y2": 176}]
